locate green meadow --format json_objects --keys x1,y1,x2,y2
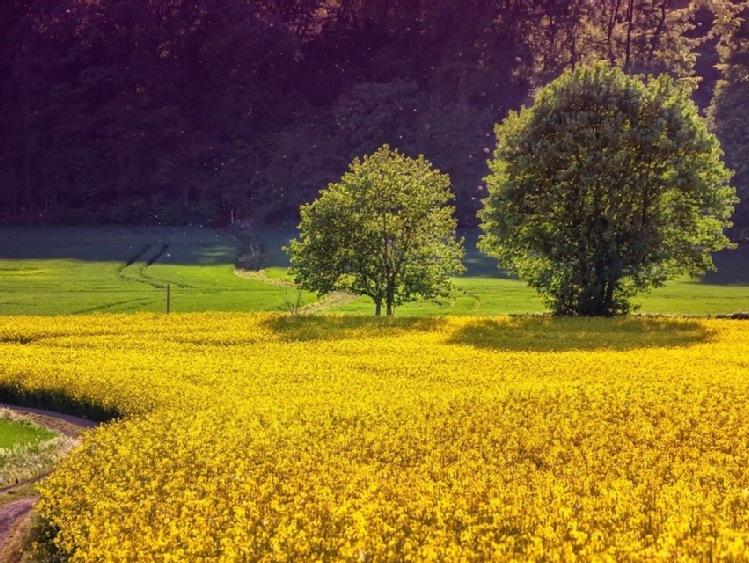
[
  {"x1": 0, "y1": 226, "x2": 315, "y2": 316},
  {"x1": 0, "y1": 416, "x2": 55, "y2": 450},
  {"x1": 0, "y1": 409, "x2": 75, "y2": 491},
  {"x1": 0, "y1": 226, "x2": 748, "y2": 316}
]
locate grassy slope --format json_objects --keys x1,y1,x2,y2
[{"x1": 0, "y1": 226, "x2": 748, "y2": 316}]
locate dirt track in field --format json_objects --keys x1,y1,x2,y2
[
  {"x1": 0, "y1": 404, "x2": 99, "y2": 559},
  {"x1": 0, "y1": 404, "x2": 98, "y2": 439},
  {"x1": 0, "y1": 497, "x2": 36, "y2": 560}
]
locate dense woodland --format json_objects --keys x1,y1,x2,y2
[{"x1": 0, "y1": 0, "x2": 747, "y2": 231}]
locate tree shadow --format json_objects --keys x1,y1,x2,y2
[
  {"x1": 698, "y1": 246, "x2": 749, "y2": 286},
  {"x1": 448, "y1": 316, "x2": 714, "y2": 352},
  {"x1": 261, "y1": 315, "x2": 447, "y2": 342},
  {"x1": 0, "y1": 226, "x2": 239, "y2": 265}
]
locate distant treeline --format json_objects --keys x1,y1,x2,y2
[{"x1": 0, "y1": 1, "x2": 747, "y2": 231}]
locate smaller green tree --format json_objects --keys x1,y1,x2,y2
[
  {"x1": 479, "y1": 63, "x2": 737, "y2": 316},
  {"x1": 285, "y1": 145, "x2": 464, "y2": 316}
]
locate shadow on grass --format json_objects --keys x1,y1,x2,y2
[
  {"x1": 0, "y1": 386, "x2": 119, "y2": 423},
  {"x1": 699, "y1": 245, "x2": 749, "y2": 286},
  {"x1": 0, "y1": 226, "x2": 239, "y2": 266},
  {"x1": 262, "y1": 315, "x2": 447, "y2": 342},
  {"x1": 448, "y1": 316, "x2": 714, "y2": 352}
]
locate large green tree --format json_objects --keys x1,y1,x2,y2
[
  {"x1": 479, "y1": 63, "x2": 736, "y2": 316},
  {"x1": 286, "y1": 145, "x2": 464, "y2": 316}
]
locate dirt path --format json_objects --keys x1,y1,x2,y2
[
  {"x1": 0, "y1": 404, "x2": 99, "y2": 559},
  {"x1": 0, "y1": 403, "x2": 98, "y2": 438},
  {"x1": 235, "y1": 269, "x2": 295, "y2": 287},
  {"x1": 235, "y1": 269, "x2": 359, "y2": 313},
  {"x1": 0, "y1": 496, "x2": 36, "y2": 561},
  {"x1": 299, "y1": 291, "x2": 358, "y2": 313}
]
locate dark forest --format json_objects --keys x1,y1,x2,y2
[{"x1": 1, "y1": 0, "x2": 747, "y2": 231}]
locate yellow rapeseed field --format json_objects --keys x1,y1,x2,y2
[{"x1": 1, "y1": 313, "x2": 749, "y2": 561}]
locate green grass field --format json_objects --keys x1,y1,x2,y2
[
  {"x1": 308, "y1": 229, "x2": 749, "y2": 316},
  {"x1": 0, "y1": 226, "x2": 748, "y2": 316},
  {"x1": 0, "y1": 226, "x2": 315, "y2": 315},
  {"x1": 0, "y1": 416, "x2": 55, "y2": 449},
  {"x1": 0, "y1": 409, "x2": 75, "y2": 490}
]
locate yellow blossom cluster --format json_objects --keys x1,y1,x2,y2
[{"x1": 2, "y1": 313, "x2": 749, "y2": 560}]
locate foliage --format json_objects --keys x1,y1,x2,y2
[
  {"x1": 709, "y1": 80, "x2": 749, "y2": 235},
  {"x1": 479, "y1": 63, "x2": 737, "y2": 316},
  {"x1": 286, "y1": 146, "x2": 465, "y2": 316},
  {"x1": 0, "y1": 1, "x2": 737, "y2": 227},
  {"x1": 708, "y1": 0, "x2": 749, "y2": 234},
  {"x1": 518, "y1": 0, "x2": 702, "y2": 87},
  {"x1": 0, "y1": 314, "x2": 747, "y2": 558}
]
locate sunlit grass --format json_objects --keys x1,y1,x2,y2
[
  {"x1": 0, "y1": 409, "x2": 76, "y2": 488},
  {"x1": 0, "y1": 227, "x2": 315, "y2": 315},
  {"x1": 1, "y1": 226, "x2": 748, "y2": 316},
  {"x1": 0, "y1": 417, "x2": 55, "y2": 449}
]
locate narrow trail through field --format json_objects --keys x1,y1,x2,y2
[
  {"x1": 0, "y1": 496, "x2": 35, "y2": 560},
  {"x1": 235, "y1": 269, "x2": 295, "y2": 287},
  {"x1": 300, "y1": 291, "x2": 359, "y2": 313},
  {"x1": 0, "y1": 404, "x2": 98, "y2": 559},
  {"x1": 73, "y1": 238, "x2": 179, "y2": 314},
  {"x1": 0, "y1": 403, "x2": 97, "y2": 440},
  {"x1": 119, "y1": 242, "x2": 176, "y2": 288},
  {"x1": 235, "y1": 269, "x2": 358, "y2": 312}
]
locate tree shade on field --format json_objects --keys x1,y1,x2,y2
[
  {"x1": 286, "y1": 146, "x2": 464, "y2": 316},
  {"x1": 479, "y1": 63, "x2": 737, "y2": 317}
]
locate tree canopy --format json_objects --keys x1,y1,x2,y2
[
  {"x1": 1, "y1": 1, "x2": 747, "y2": 229},
  {"x1": 479, "y1": 63, "x2": 737, "y2": 316},
  {"x1": 708, "y1": 0, "x2": 749, "y2": 239},
  {"x1": 285, "y1": 145, "x2": 464, "y2": 316}
]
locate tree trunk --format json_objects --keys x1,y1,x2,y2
[
  {"x1": 606, "y1": 0, "x2": 624, "y2": 66},
  {"x1": 385, "y1": 275, "x2": 396, "y2": 317},
  {"x1": 649, "y1": 0, "x2": 669, "y2": 65},
  {"x1": 624, "y1": 0, "x2": 635, "y2": 74},
  {"x1": 374, "y1": 301, "x2": 382, "y2": 316}
]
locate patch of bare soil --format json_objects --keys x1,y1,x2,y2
[
  {"x1": 300, "y1": 291, "x2": 358, "y2": 313},
  {"x1": 0, "y1": 496, "x2": 36, "y2": 561},
  {"x1": 235, "y1": 269, "x2": 295, "y2": 287},
  {"x1": 234, "y1": 269, "x2": 358, "y2": 313}
]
